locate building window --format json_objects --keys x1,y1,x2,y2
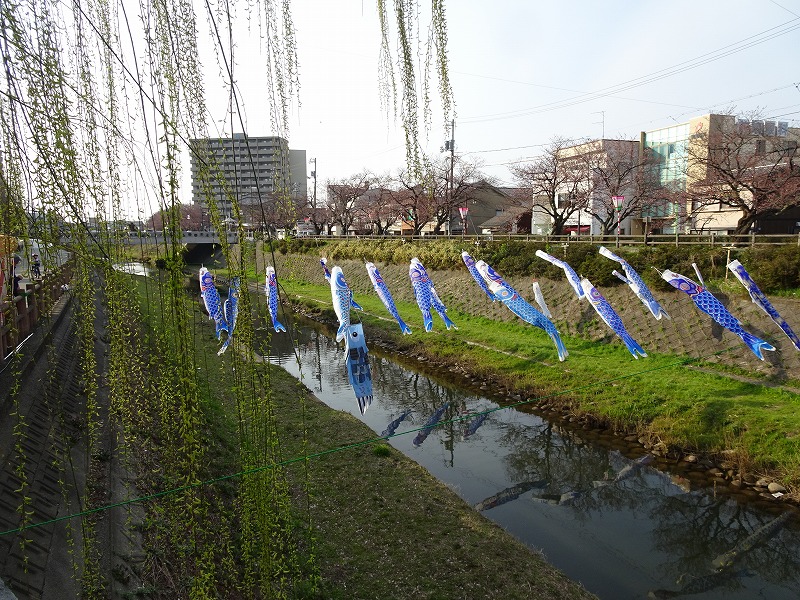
[{"x1": 755, "y1": 140, "x2": 766, "y2": 155}]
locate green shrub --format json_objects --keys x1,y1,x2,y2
[{"x1": 739, "y1": 246, "x2": 800, "y2": 292}]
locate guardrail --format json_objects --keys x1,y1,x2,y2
[{"x1": 1, "y1": 264, "x2": 74, "y2": 363}]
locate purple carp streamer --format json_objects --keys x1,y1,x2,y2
[
  {"x1": 265, "y1": 266, "x2": 286, "y2": 333},
  {"x1": 581, "y1": 278, "x2": 647, "y2": 359},
  {"x1": 199, "y1": 267, "x2": 229, "y2": 340},
  {"x1": 660, "y1": 269, "x2": 775, "y2": 361},
  {"x1": 535, "y1": 250, "x2": 584, "y2": 299},
  {"x1": 599, "y1": 246, "x2": 670, "y2": 320},
  {"x1": 476, "y1": 260, "x2": 568, "y2": 361},
  {"x1": 366, "y1": 262, "x2": 411, "y2": 334},
  {"x1": 409, "y1": 258, "x2": 456, "y2": 331},
  {"x1": 461, "y1": 251, "x2": 495, "y2": 301},
  {"x1": 727, "y1": 260, "x2": 800, "y2": 351}
]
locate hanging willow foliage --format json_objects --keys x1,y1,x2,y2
[
  {"x1": 378, "y1": 0, "x2": 454, "y2": 174},
  {"x1": 0, "y1": 0, "x2": 454, "y2": 595}
]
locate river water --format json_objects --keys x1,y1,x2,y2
[{"x1": 259, "y1": 316, "x2": 799, "y2": 600}]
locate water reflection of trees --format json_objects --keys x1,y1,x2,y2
[
  {"x1": 269, "y1": 322, "x2": 800, "y2": 597},
  {"x1": 649, "y1": 493, "x2": 800, "y2": 589},
  {"x1": 490, "y1": 414, "x2": 800, "y2": 593}
]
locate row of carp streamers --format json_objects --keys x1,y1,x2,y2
[
  {"x1": 203, "y1": 249, "x2": 798, "y2": 413},
  {"x1": 199, "y1": 267, "x2": 240, "y2": 356}
]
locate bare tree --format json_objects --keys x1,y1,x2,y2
[
  {"x1": 326, "y1": 171, "x2": 372, "y2": 235},
  {"x1": 352, "y1": 173, "x2": 401, "y2": 235},
  {"x1": 430, "y1": 155, "x2": 487, "y2": 234},
  {"x1": 578, "y1": 140, "x2": 681, "y2": 235},
  {"x1": 510, "y1": 137, "x2": 586, "y2": 235},
  {"x1": 687, "y1": 114, "x2": 800, "y2": 234},
  {"x1": 148, "y1": 203, "x2": 202, "y2": 230},
  {"x1": 295, "y1": 196, "x2": 330, "y2": 235},
  {"x1": 394, "y1": 164, "x2": 436, "y2": 235}
]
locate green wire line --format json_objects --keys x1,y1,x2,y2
[{"x1": 0, "y1": 338, "x2": 751, "y2": 538}]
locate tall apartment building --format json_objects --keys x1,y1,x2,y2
[{"x1": 189, "y1": 134, "x2": 307, "y2": 221}]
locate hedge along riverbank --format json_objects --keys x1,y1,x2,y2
[{"x1": 254, "y1": 242, "x2": 800, "y2": 495}]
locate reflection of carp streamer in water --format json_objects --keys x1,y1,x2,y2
[
  {"x1": 411, "y1": 403, "x2": 449, "y2": 448},
  {"x1": 711, "y1": 511, "x2": 792, "y2": 570},
  {"x1": 474, "y1": 480, "x2": 548, "y2": 512},
  {"x1": 648, "y1": 511, "x2": 792, "y2": 599},
  {"x1": 648, "y1": 568, "x2": 749, "y2": 599},
  {"x1": 593, "y1": 454, "x2": 653, "y2": 487},
  {"x1": 380, "y1": 410, "x2": 411, "y2": 438}
]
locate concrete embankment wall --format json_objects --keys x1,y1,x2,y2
[{"x1": 260, "y1": 249, "x2": 800, "y2": 382}]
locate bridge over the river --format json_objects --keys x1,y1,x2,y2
[{"x1": 122, "y1": 230, "x2": 240, "y2": 247}]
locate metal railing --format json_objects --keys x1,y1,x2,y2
[{"x1": 280, "y1": 232, "x2": 800, "y2": 247}]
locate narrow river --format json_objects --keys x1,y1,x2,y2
[{"x1": 258, "y1": 316, "x2": 799, "y2": 600}]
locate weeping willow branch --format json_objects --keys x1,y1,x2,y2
[{"x1": 378, "y1": 0, "x2": 454, "y2": 176}]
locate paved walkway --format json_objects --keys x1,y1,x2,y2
[{"x1": 0, "y1": 292, "x2": 82, "y2": 599}]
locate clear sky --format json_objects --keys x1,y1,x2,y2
[{"x1": 194, "y1": 0, "x2": 800, "y2": 195}]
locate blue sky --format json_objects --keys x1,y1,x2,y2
[{"x1": 196, "y1": 0, "x2": 800, "y2": 192}]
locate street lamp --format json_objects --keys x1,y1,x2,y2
[{"x1": 612, "y1": 195, "x2": 624, "y2": 248}]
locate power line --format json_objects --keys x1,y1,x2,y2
[{"x1": 460, "y1": 19, "x2": 800, "y2": 124}]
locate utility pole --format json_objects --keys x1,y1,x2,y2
[
  {"x1": 444, "y1": 119, "x2": 455, "y2": 234},
  {"x1": 592, "y1": 111, "x2": 605, "y2": 139},
  {"x1": 309, "y1": 157, "x2": 317, "y2": 208}
]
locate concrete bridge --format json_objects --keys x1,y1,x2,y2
[{"x1": 123, "y1": 230, "x2": 240, "y2": 247}]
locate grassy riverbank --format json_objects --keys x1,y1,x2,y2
[
  {"x1": 133, "y1": 276, "x2": 596, "y2": 599},
  {"x1": 276, "y1": 275, "x2": 800, "y2": 496}
]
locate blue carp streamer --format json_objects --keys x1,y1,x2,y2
[
  {"x1": 330, "y1": 265, "x2": 354, "y2": 343},
  {"x1": 728, "y1": 260, "x2": 799, "y2": 351},
  {"x1": 461, "y1": 251, "x2": 495, "y2": 301},
  {"x1": 217, "y1": 277, "x2": 240, "y2": 355},
  {"x1": 660, "y1": 269, "x2": 775, "y2": 361},
  {"x1": 322, "y1": 258, "x2": 362, "y2": 310},
  {"x1": 366, "y1": 262, "x2": 411, "y2": 334},
  {"x1": 476, "y1": 260, "x2": 568, "y2": 361},
  {"x1": 581, "y1": 278, "x2": 647, "y2": 359},
  {"x1": 535, "y1": 250, "x2": 584, "y2": 299},
  {"x1": 199, "y1": 267, "x2": 229, "y2": 340},
  {"x1": 409, "y1": 258, "x2": 456, "y2": 331},
  {"x1": 599, "y1": 246, "x2": 670, "y2": 320},
  {"x1": 265, "y1": 266, "x2": 286, "y2": 333},
  {"x1": 344, "y1": 323, "x2": 373, "y2": 414}
]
